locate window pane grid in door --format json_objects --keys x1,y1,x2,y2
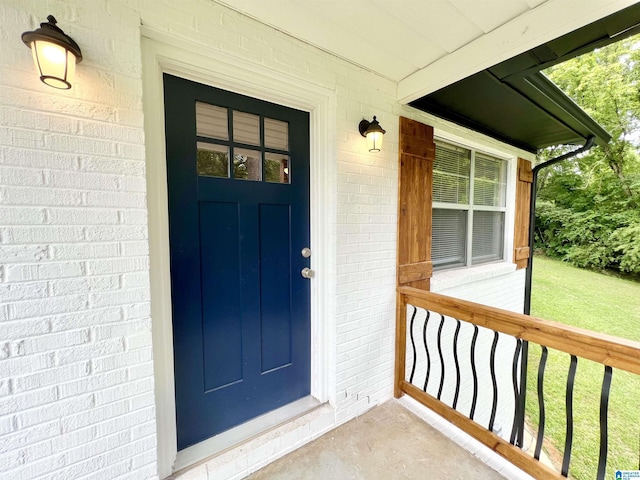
[
  {"x1": 196, "y1": 102, "x2": 228, "y2": 140},
  {"x1": 264, "y1": 152, "x2": 289, "y2": 184},
  {"x1": 264, "y1": 118, "x2": 289, "y2": 151},
  {"x1": 233, "y1": 111, "x2": 260, "y2": 146},
  {"x1": 233, "y1": 148, "x2": 262, "y2": 181},
  {"x1": 197, "y1": 142, "x2": 229, "y2": 178},
  {"x1": 196, "y1": 102, "x2": 291, "y2": 184}
]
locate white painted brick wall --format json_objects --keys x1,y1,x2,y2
[
  {"x1": 0, "y1": 0, "x2": 536, "y2": 479},
  {"x1": 432, "y1": 266, "x2": 527, "y2": 313},
  {"x1": 0, "y1": 1, "x2": 157, "y2": 480}
]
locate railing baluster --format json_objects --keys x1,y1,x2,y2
[
  {"x1": 517, "y1": 340, "x2": 529, "y2": 448},
  {"x1": 534, "y1": 346, "x2": 548, "y2": 460},
  {"x1": 596, "y1": 366, "x2": 613, "y2": 480},
  {"x1": 469, "y1": 325, "x2": 479, "y2": 420},
  {"x1": 510, "y1": 339, "x2": 522, "y2": 445},
  {"x1": 488, "y1": 331, "x2": 500, "y2": 433},
  {"x1": 452, "y1": 319, "x2": 461, "y2": 409},
  {"x1": 436, "y1": 314, "x2": 445, "y2": 400},
  {"x1": 422, "y1": 310, "x2": 431, "y2": 392},
  {"x1": 408, "y1": 306, "x2": 418, "y2": 384},
  {"x1": 562, "y1": 355, "x2": 578, "y2": 477}
]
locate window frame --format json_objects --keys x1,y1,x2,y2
[{"x1": 432, "y1": 137, "x2": 511, "y2": 271}]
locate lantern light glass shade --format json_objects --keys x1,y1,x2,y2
[
  {"x1": 22, "y1": 15, "x2": 82, "y2": 90},
  {"x1": 30, "y1": 40, "x2": 77, "y2": 89},
  {"x1": 366, "y1": 130, "x2": 383, "y2": 152},
  {"x1": 358, "y1": 116, "x2": 386, "y2": 152}
]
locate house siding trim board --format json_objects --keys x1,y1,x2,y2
[{"x1": 0, "y1": 1, "x2": 534, "y2": 479}]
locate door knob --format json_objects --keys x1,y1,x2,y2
[
  {"x1": 301, "y1": 247, "x2": 312, "y2": 258},
  {"x1": 301, "y1": 267, "x2": 314, "y2": 279}
]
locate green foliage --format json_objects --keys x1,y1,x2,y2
[
  {"x1": 535, "y1": 34, "x2": 640, "y2": 275},
  {"x1": 196, "y1": 148, "x2": 287, "y2": 182},
  {"x1": 197, "y1": 149, "x2": 229, "y2": 177},
  {"x1": 535, "y1": 200, "x2": 640, "y2": 275},
  {"x1": 611, "y1": 224, "x2": 640, "y2": 274}
]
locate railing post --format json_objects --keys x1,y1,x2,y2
[{"x1": 395, "y1": 292, "x2": 407, "y2": 398}]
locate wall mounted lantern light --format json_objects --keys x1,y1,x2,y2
[
  {"x1": 359, "y1": 116, "x2": 386, "y2": 152},
  {"x1": 22, "y1": 15, "x2": 82, "y2": 90}
]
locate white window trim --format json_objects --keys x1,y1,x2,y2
[{"x1": 432, "y1": 133, "x2": 517, "y2": 270}]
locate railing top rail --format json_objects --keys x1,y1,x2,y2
[{"x1": 398, "y1": 286, "x2": 640, "y2": 376}]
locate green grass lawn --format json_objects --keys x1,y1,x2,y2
[{"x1": 527, "y1": 256, "x2": 640, "y2": 479}]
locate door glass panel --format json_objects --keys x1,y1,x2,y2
[
  {"x1": 233, "y1": 148, "x2": 261, "y2": 181},
  {"x1": 233, "y1": 111, "x2": 260, "y2": 146},
  {"x1": 264, "y1": 153, "x2": 289, "y2": 184},
  {"x1": 197, "y1": 142, "x2": 229, "y2": 178},
  {"x1": 264, "y1": 118, "x2": 289, "y2": 151},
  {"x1": 196, "y1": 103, "x2": 228, "y2": 140}
]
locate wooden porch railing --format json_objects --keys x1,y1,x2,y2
[{"x1": 395, "y1": 286, "x2": 640, "y2": 480}]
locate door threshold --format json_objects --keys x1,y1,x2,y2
[{"x1": 173, "y1": 396, "x2": 322, "y2": 473}]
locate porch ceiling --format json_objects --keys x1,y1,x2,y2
[
  {"x1": 216, "y1": 0, "x2": 639, "y2": 152},
  {"x1": 215, "y1": 0, "x2": 637, "y2": 101}
]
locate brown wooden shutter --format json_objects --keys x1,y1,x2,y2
[
  {"x1": 397, "y1": 117, "x2": 434, "y2": 290},
  {"x1": 513, "y1": 158, "x2": 533, "y2": 270}
]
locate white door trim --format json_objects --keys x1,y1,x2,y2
[{"x1": 141, "y1": 29, "x2": 337, "y2": 478}]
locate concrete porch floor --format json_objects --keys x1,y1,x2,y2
[{"x1": 244, "y1": 400, "x2": 509, "y2": 480}]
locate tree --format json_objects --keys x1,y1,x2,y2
[
  {"x1": 535, "y1": 34, "x2": 640, "y2": 276},
  {"x1": 544, "y1": 36, "x2": 640, "y2": 206}
]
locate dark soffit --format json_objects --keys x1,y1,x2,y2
[{"x1": 410, "y1": 3, "x2": 640, "y2": 153}]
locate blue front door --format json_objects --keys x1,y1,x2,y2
[{"x1": 163, "y1": 74, "x2": 311, "y2": 450}]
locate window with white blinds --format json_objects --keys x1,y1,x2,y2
[{"x1": 432, "y1": 141, "x2": 507, "y2": 270}]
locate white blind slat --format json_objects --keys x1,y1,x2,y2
[
  {"x1": 432, "y1": 209, "x2": 466, "y2": 267},
  {"x1": 264, "y1": 118, "x2": 289, "y2": 151},
  {"x1": 196, "y1": 103, "x2": 228, "y2": 140},
  {"x1": 433, "y1": 143, "x2": 470, "y2": 204},
  {"x1": 472, "y1": 211, "x2": 504, "y2": 264},
  {"x1": 474, "y1": 154, "x2": 506, "y2": 207},
  {"x1": 233, "y1": 111, "x2": 260, "y2": 146}
]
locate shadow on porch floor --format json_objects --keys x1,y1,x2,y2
[{"x1": 244, "y1": 400, "x2": 511, "y2": 480}]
